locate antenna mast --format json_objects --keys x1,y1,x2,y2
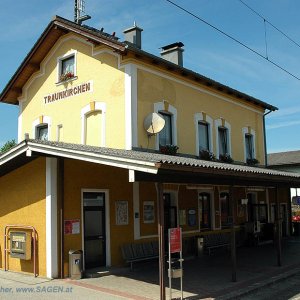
[{"x1": 74, "y1": 0, "x2": 91, "y2": 25}]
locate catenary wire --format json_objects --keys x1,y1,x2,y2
[
  {"x1": 238, "y1": 0, "x2": 300, "y2": 49},
  {"x1": 164, "y1": 0, "x2": 300, "y2": 81}
]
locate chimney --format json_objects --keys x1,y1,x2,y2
[
  {"x1": 123, "y1": 22, "x2": 143, "y2": 49},
  {"x1": 160, "y1": 42, "x2": 184, "y2": 67}
]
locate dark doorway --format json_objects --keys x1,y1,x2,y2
[
  {"x1": 199, "y1": 192, "x2": 211, "y2": 230},
  {"x1": 83, "y1": 192, "x2": 106, "y2": 268}
]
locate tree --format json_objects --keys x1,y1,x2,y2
[{"x1": 0, "y1": 139, "x2": 16, "y2": 154}]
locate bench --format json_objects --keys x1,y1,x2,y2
[
  {"x1": 203, "y1": 233, "x2": 230, "y2": 255},
  {"x1": 121, "y1": 241, "x2": 159, "y2": 271}
]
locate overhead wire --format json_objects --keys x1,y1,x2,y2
[
  {"x1": 238, "y1": 0, "x2": 300, "y2": 49},
  {"x1": 164, "y1": 0, "x2": 300, "y2": 81}
]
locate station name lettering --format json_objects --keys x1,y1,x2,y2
[{"x1": 44, "y1": 81, "x2": 93, "y2": 104}]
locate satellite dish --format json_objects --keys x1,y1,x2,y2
[{"x1": 144, "y1": 112, "x2": 165, "y2": 135}]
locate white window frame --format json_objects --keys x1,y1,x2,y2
[
  {"x1": 242, "y1": 127, "x2": 256, "y2": 163},
  {"x1": 81, "y1": 102, "x2": 106, "y2": 146},
  {"x1": 194, "y1": 113, "x2": 213, "y2": 155},
  {"x1": 154, "y1": 101, "x2": 177, "y2": 150},
  {"x1": 56, "y1": 50, "x2": 77, "y2": 84},
  {"x1": 32, "y1": 116, "x2": 52, "y2": 140},
  {"x1": 215, "y1": 118, "x2": 231, "y2": 158}
]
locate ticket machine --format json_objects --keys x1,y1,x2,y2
[{"x1": 10, "y1": 231, "x2": 31, "y2": 260}]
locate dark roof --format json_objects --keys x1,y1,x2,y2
[
  {"x1": 1, "y1": 140, "x2": 300, "y2": 187},
  {"x1": 268, "y1": 150, "x2": 300, "y2": 167},
  {"x1": 0, "y1": 16, "x2": 277, "y2": 111}
]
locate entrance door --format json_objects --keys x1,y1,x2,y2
[
  {"x1": 83, "y1": 192, "x2": 106, "y2": 268},
  {"x1": 163, "y1": 193, "x2": 177, "y2": 249},
  {"x1": 199, "y1": 192, "x2": 211, "y2": 230}
]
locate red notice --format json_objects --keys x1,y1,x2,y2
[{"x1": 169, "y1": 228, "x2": 181, "y2": 253}]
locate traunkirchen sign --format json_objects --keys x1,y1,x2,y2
[{"x1": 43, "y1": 80, "x2": 93, "y2": 104}]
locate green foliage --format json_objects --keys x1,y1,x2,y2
[
  {"x1": 0, "y1": 139, "x2": 16, "y2": 154},
  {"x1": 199, "y1": 149, "x2": 216, "y2": 161},
  {"x1": 159, "y1": 145, "x2": 179, "y2": 155},
  {"x1": 218, "y1": 153, "x2": 234, "y2": 163}
]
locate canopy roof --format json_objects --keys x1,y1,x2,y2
[{"x1": 1, "y1": 140, "x2": 299, "y2": 187}]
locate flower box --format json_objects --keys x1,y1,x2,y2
[
  {"x1": 60, "y1": 72, "x2": 75, "y2": 82},
  {"x1": 159, "y1": 145, "x2": 179, "y2": 155}
]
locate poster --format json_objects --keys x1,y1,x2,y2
[
  {"x1": 64, "y1": 219, "x2": 80, "y2": 235},
  {"x1": 143, "y1": 201, "x2": 155, "y2": 223},
  {"x1": 116, "y1": 201, "x2": 128, "y2": 225},
  {"x1": 188, "y1": 209, "x2": 197, "y2": 227},
  {"x1": 169, "y1": 228, "x2": 182, "y2": 253},
  {"x1": 179, "y1": 209, "x2": 186, "y2": 226}
]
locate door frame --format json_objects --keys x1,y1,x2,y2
[{"x1": 81, "y1": 189, "x2": 111, "y2": 270}]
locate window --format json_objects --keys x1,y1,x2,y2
[
  {"x1": 199, "y1": 192, "x2": 211, "y2": 229},
  {"x1": 245, "y1": 133, "x2": 254, "y2": 159},
  {"x1": 220, "y1": 192, "x2": 230, "y2": 227},
  {"x1": 36, "y1": 125, "x2": 48, "y2": 141},
  {"x1": 198, "y1": 122, "x2": 210, "y2": 151},
  {"x1": 159, "y1": 112, "x2": 172, "y2": 146},
  {"x1": 58, "y1": 54, "x2": 76, "y2": 82},
  {"x1": 218, "y1": 127, "x2": 228, "y2": 156}
]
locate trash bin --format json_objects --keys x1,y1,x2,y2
[
  {"x1": 197, "y1": 237, "x2": 204, "y2": 256},
  {"x1": 69, "y1": 250, "x2": 83, "y2": 279},
  {"x1": 293, "y1": 222, "x2": 300, "y2": 236}
]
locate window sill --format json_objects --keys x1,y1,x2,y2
[{"x1": 55, "y1": 76, "x2": 78, "y2": 86}]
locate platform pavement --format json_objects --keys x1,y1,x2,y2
[{"x1": 1, "y1": 237, "x2": 300, "y2": 299}]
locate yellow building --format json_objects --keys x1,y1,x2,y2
[{"x1": 0, "y1": 16, "x2": 300, "y2": 280}]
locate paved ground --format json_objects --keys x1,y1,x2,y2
[
  {"x1": 1, "y1": 237, "x2": 300, "y2": 299},
  {"x1": 240, "y1": 273, "x2": 300, "y2": 300}
]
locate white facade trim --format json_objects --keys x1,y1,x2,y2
[
  {"x1": 133, "y1": 182, "x2": 140, "y2": 240},
  {"x1": 215, "y1": 118, "x2": 232, "y2": 158},
  {"x1": 32, "y1": 115, "x2": 52, "y2": 140},
  {"x1": 154, "y1": 101, "x2": 178, "y2": 150},
  {"x1": 242, "y1": 127, "x2": 257, "y2": 163},
  {"x1": 194, "y1": 112, "x2": 214, "y2": 156},
  {"x1": 18, "y1": 101, "x2": 23, "y2": 142},
  {"x1": 81, "y1": 189, "x2": 111, "y2": 269},
  {"x1": 135, "y1": 64, "x2": 264, "y2": 115},
  {"x1": 80, "y1": 102, "x2": 106, "y2": 146},
  {"x1": 124, "y1": 64, "x2": 138, "y2": 150},
  {"x1": 46, "y1": 157, "x2": 58, "y2": 278}
]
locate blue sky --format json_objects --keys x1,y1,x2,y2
[{"x1": 1, "y1": 0, "x2": 300, "y2": 153}]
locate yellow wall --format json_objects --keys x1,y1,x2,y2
[
  {"x1": 63, "y1": 159, "x2": 133, "y2": 269},
  {"x1": 0, "y1": 158, "x2": 46, "y2": 276},
  {"x1": 136, "y1": 66, "x2": 265, "y2": 163},
  {"x1": 21, "y1": 34, "x2": 126, "y2": 148}
]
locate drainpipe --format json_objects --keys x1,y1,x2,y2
[{"x1": 263, "y1": 109, "x2": 273, "y2": 167}]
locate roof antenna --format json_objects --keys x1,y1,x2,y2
[{"x1": 74, "y1": 0, "x2": 91, "y2": 25}]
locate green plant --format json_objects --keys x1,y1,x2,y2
[
  {"x1": 199, "y1": 149, "x2": 215, "y2": 161},
  {"x1": 219, "y1": 153, "x2": 234, "y2": 163},
  {"x1": 246, "y1": 158, "x2": 260, "y2": 166},
  {"x1": 60, "y1": 71, "x2": 74, "y2": 82},
  {"x1": 159, "y1": 145, "x2": 179, "y2": 155}
]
